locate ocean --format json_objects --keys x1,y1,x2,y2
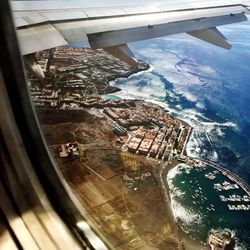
[{"x1": 107, "y1": 21, "x2": 250, "y2": 248}]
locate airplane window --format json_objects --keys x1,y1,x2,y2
[{"x1": 5, "y1": 0, "x2": 250, "y2": 249}]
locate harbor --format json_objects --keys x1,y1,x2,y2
[
  {"x1": 165, "y1": 160, "x2": 250, "y2": 248},
  {"x1": 200, "y1": 159, "x2": 250, "y2": 212},
  {"x1": 176, "y1": 155, "x2": 250, "y2": 192},
  {"x1": 204, "y1": 160, "x2": 250, "y2": 196}
]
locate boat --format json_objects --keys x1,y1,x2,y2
[{"x1": 219, "y1": 195, "x2": 227, "y2": 202}]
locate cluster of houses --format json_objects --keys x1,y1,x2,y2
[
  {"x1": 29, "y1": 47, "x2": 148, "y2": 109},
  {"x1": 103, "y1": 103, "x2": 191, "y2": 160}
]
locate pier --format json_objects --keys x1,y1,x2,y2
[
  {"x1": 203, "y1": 160, "x2": 250, "y2": 197},
  {"x1": 214, "y1": 181, "x2": 239, "y2": 191},
  {"x1": 220, "y1": 194, "x2": 250, "y2": 202},
  {"x1": 176, "y1": 155, "x2": 250, "y2": 197},
  {"x1": 181, "y1": 127, "x2": 192, "y2": 155},
  {"x1": 228, "y1": 204, "x2": 250, "y2": 211}
]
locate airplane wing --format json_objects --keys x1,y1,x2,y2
[{"x1": 11, "y1": 0, "x2": 250, "y2": 76}]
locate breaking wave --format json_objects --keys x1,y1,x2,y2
[
  {"x1": 167, "y1": 164, "x2": 203, "y2": 234},
  {"x1": 111, "y1": 83, "x2": 238, "y2": 165}
]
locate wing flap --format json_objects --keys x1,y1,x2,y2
[
  {"x1": 104, "y1": 44, "x2": 138, "y2": 67},
  {"x1": 14, "y1": 17, "x2": 29, "y2": 27},
  {"x1": 14, "y1": 12, "x2": 48, "y2": 27},
  {"x1": 188, "y1": 27, "x2": 232, "y2": 49}
]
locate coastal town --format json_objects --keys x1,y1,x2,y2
[
  {"x1": 103, "y1": 102, "x2": 191, "y2": 158},
  {"x1": 27, "y1": 46, "x2": 250, "y2": 250},
  {"x1": 29, "y1": 46, "x2": 148, "y2": 109}
]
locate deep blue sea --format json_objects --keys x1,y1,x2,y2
[{"x1": 110, "y1": 21, "x2": 250, "y2": 185}]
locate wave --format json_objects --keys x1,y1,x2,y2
[
  {"x1": 111, "y1": 85, "x2": 239, "y2": 164},
  {"x1": 111, "y1": 77, "x2": 238, "y2": 129},
  {"x1": 128, "y1": 64, "x2": 155, "y2": 78},
  {"x1": 186, "y1": 131, "x2": 218, "y2": 160},
  {"x1": 166, "y1": 164, "x2": 203, "y2": 234},
  {"x1": 171, "y1": 197, "x2": 202, "y2": 227},
  {"x1": 167, "y1": 163, "x2": 192, "y2": 180}
]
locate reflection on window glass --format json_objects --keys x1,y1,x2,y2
[{"x1": 17, "y1": 1, "x2": 250, "y2": 249}]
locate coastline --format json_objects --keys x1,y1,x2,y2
[
  {"x1": 99, "y1": 62, "x2": 151, "y2": 95},
  {"x1": 103, "y1": 74, "x2": 211, "y2": 249},
  {"x1": 107, "y1": 63, "x2": 153, "y2": 92},
  {"x1": 106, "y1": 75, "x2": 208, "y2": 249},
  {"x1": 103, "y1": 86, "x2": 250, "y2": 249}
]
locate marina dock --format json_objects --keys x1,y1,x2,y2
[
  {"x1": 219, "y1": 194, "x2": 250, "y2": 202},
  {"x1": 181, "y1": 156, "x2": 250, "y2": 197},
  {"x1": 178, "y1": 156, "x2": 250, "y2": 212},
  {"x1": 228, "y1": 204, "x2": 250, "y2": 211},
  {"x1": 203, "y1": 160, "x2": 250, "y2": 197}
]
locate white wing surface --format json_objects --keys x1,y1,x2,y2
[{"x1": 11, "y1": 0, "x2": 250, "y2": 75}]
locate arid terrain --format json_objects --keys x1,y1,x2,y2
[{"x1": 40, "y1": 109, "x2": 181, "y2": 250}]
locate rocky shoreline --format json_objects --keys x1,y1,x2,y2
[{"x1": 104, "y1": 60, "x2": 150, "y2": 95}]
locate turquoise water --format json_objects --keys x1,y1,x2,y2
[
  {"x1": 103, "y1": 95, "x2": 122, "y2": 101},
  {"x1": 165, "y1": 164, "x2": 250, "y2": 249}
]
